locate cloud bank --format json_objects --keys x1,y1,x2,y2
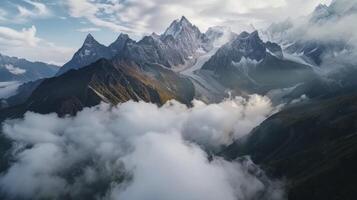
[
  {"x1": 65, "y1": 0, "x2": 331, "y2": 37},
  {"x1": 0, "y1": 96, "x2": 284, "y2": 199},
  {"x1": 0, "y1": 81, "x2": 21, "y2": 99},
  {"x1": 0, "y1": 25, "x2": 74, "y2": 65}
]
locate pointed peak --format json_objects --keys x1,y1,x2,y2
[
  {"x1": 116, "y1": 33, "x2": 129, "y2": 40},
  {"x1": 179, "y1": 16, "x2": 193, "y2": 27},
  {"x1": 163, "y1": 16, "x2": 197, "y2": 38},
  {"x1": 180, "y1": 16, "x2": 189, "y2": 23},
  {"x1": 85, "y1": 33, "x2": 94, "y2": 40},
  {"x1": 314, "y1": 3, "x2": 329, "y2": 12},
  {"x1": 84, "y1": 33, "x2": 98, "y2": 44}
]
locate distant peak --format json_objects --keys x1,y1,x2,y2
[
  {"x1": 179, "y1": 16, "x2": 193, "y2": 27},
  {"x1": 85, "y1": 33, "x2": 94, "y2": 40},
  {"x1": 151, "y1": 32, "x2": 160, "y2": 39},
  {"x1": 314, "y1": 3, "x2": 329, "y2": 12},
  {"x1": 116, "y1": 33, "x2": 129, "y2": 40},
  {"x1": 251, "y1": 30, "x2": 259, "y2": 37},
  {"x1": 180, "y1": 16, "x2": 189, "y2": 23},
  {"x1": 237, "y1": 31, "x2": 260, "y2": 39},
  {"x1": 238, "y1": 31, "x2": 250, "y2": 38},
  {"x1": 84, "y1": 33, "x2": 97, "y2": 44},
  {"x1": 163, "y1": 16, "x2": 196, "y2": 38}
]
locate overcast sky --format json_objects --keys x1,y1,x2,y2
[{"x1": 0, "y1": 0, "x2": 332, "y2": 65}]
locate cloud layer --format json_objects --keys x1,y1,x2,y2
[
  {"x1": 0, "y1": 25, "x2": 74, "y2": 65},
  {"x1": 66, "y1": 0, "x2": 332, "y2": 37},
  {"x1": 0, "y1": 96, "x2": 284, "y2": 199}
]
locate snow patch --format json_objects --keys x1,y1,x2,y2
[
  {"x1": 84, "y1": 49, "x2": 91, "y2": 56},
  {"x1": 232, "y1": 57, "x2": 260, "y2": 67}
]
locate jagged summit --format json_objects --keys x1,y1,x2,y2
[
  {"x1": 85, "y1": 33, "x2": 94, "y2": 40},
  {"x1": 179, "y1": 16, "x2": 191, "y2": 26},
  {"x1": 112, "y1": 33, "x2": 130, "y2": 43},
  {"x1": 315, "y1": 3, "x2": 329, "y2": 11},
  {"x1": 109, "y1": 33, "x2": 134, "y2": 56},
  {"x1": 58, "y1": 16, "x2": 236, "y2": 75},
  {"x1": 82, "y1": 33, "x2": 102, "y2": 48},
  {"x1": 57, "y1": 34, "x2": 111, "y2": 76},
  {"x1": 162, "y1": 16, "x2": 199, "y2": 38}
]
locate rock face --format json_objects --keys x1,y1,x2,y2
[
  {"x1": 202, "y1": 31, "x2": 315, "y2": 93},
  {"x1": 57, "y1": 34, "x2": 112, "y2": 76},
  {"x1": 0, "y1": 53, "x2": 58, "y2": 82},
  {"x1": 109, "y1": 33, "x2": 135, "y2": 56},
  {"x1": 121, "y1": 16, "x2": 211, "y2": 69},
  {"x1": 58, "y1": 17, "x2": 215, "y2": 76},
  {"x1": 0, "y1": 58, "x2": 195, "y2": 118}
]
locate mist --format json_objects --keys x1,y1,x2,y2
[
  {"x1": 0, "y1": 81, "x2": 20, "y2": 99},
  {"x1": 0, "y1": 95, "x2": 284, "y2": 200}
]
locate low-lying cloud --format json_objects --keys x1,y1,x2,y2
[
  {"x1": 0, "y1": 81, "x2": 21, "y2": 99},
  {"x1": 0, "y1": 95, "x2": 284, "y2": 199}
]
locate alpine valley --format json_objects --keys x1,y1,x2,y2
[{"x1": 0, "y1": 0, "x2": 357, "y2": 200}]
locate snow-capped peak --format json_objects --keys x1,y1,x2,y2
[{"x1": 163, "y1": 16, "x2": 196, "y2": 38}]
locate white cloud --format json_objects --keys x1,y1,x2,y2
[
  {"x1": 0, "y1": 81, "x2": 21, "y2": 99},
  {"x1": 0, "y1": 96, "x2": 284, "y2": 199},
  {"x1": 4, "y1": 64, "x2": 26, "y2": 75},
  {"x1": 65, "y1": 0, "x2": 332, "y2": 37},
  {"x1": 0, "y1": 25, "x2": 74, "y2": 65},
  {"x1": 66, "y1": 0, "x2": 134, "y2": 33},
  {"x1": 0, "y1": 25, "x2": 38, "y2": 47},
  {"x1": 304, "y1": 13, "x2": 357, "y2": 45},
  {"x1": 12, "y1": 0, "x2": 51, "y2": 23},
  {"x1": 77, "y1": 27, "x2": 101, "y2": 32}
]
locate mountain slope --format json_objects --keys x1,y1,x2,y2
[
  {"x1": 0, "y1": 58, "x2": 194, "y2": 118},
  {"x1": 109, "y1": 33, "x2": 135, "y2": 56},
  {"x1": 121, "y1": 16, "x2": 211, "y2": 69},
  {"x1": 201, "y1": 31, "x2": 316, "y2": 94},
  {"x1": 57, "y1": 34, "x2": 112, "y2": 75},
  {"x1": 58, "y1": 17, "x2": 215, "y2": 76},
  {"x1": 0, "y1": 53, "x2": 58, "y2": 82},
  {"x1": 222, "y1": 77, "x2": 357, "y2": 200},
  {"x1": 263, "y1": 0, "x2": 356, "y2": 66}
]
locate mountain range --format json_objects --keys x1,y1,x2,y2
[
  {"x1": 0, "y1": 53, "x2": 58, "y2": 82},
  {"x1": 1, "y1": 3, "x2": 357, "y2": 199},
  {"x1": 263, "y1": 0, "x2": 357, "y2": 67}
]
